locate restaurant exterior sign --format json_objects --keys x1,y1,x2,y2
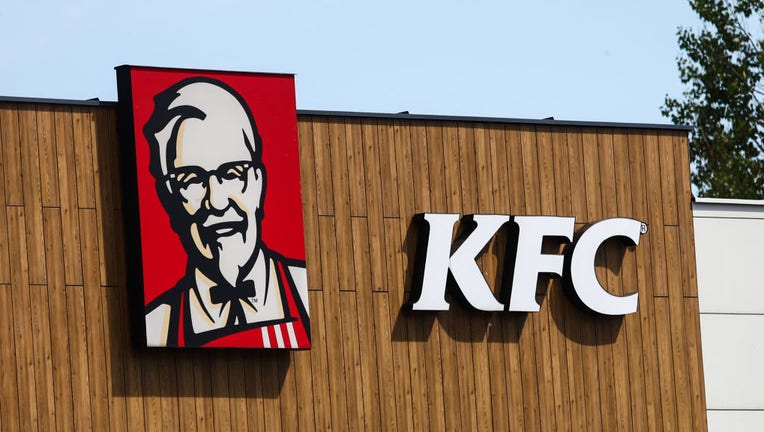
[{"x1": 409, "y1": 213, "x2": 646, "y2": 315}]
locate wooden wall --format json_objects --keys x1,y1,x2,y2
[{"x1": 0, "y1": 101, "x2": 706, "y2": 431}]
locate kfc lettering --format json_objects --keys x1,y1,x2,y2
[{"x1": 409, "y1": 213, "x2": 645, "y2": 316}]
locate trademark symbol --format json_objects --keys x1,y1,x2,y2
[{"x1": 640, "y1": 223, "x2": 648, "y2": 234}]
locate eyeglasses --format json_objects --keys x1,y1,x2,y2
[{"x1": 166, "y1": 161, "x2": 252, "y2": 202}]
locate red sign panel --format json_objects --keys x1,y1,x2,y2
[{"x1": 117, "y1": 66, "x2": 309, "y2": 348}]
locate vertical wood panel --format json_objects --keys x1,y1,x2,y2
[
  {"x1": 105, "y1": 108, "x2": 123, "y2": 210},
  {"x1": 409, "y1": 123, "x2": 431, "y2": 213},
  {"x1": 0, "y1": 104, "x2": 24, "y2": 206},
  {"x1": 43, "y1": 208, "x2": 75, "y2": 432},
  {"x1": 421, "y1": 320, "x2": 446, "y2": 432},
  {"x1": 597, "y1": 129, "x2": 618, "y2": 218},
  {"x1": 72, "y1": 107, "x2": 96, "y2": 209},
  {"x1": 102, "y1": 281, "x2": 129, "y2": 432},
  {"x1": 7, "y1": 207, "x2": 39, "y2": 431},
  {"x1": 393, "y1": 120, "x2": 415, "y2": 217},
  {"x1": 226, "y1": 355, "x2": 248, "y2": 431},
  {"x1": 327, "y1": 119, "x2": 355, "y2": 291},
  {"x1": 458, "y1": 122, "x2": 479, "y2": 214},
  {"x1": 312, "y1": 120, "x2": 334, "y2": 215},
  {"x1": 30, "y1": 285, "x2": 56, "y2": 432},
  {"x1": 383, "y1": 219, "x2": 415, "y2": 432},
  {"x1": 0, "y1": 285, "x2": 20, "y2": 432},
  {"x1": 643, "y1": 133, "x2": 668, "y2": 297},
  {"x1": 471, "y1": 321, "x2": 494, "y2": 432},
  {"x1": 487, "y1": 316, "x2": 510, "y2": 432},
  {"x1": 658, "y1": 133, "x2": 679, "y2": 226},
  {"x1": 307, "y1": 291, "x2": 332, "y2": 431},
  {"x1": 612, "y1": 131, "x2": 634, "y2": 216},
  {"x1": 503, "y1": 316, "x2": 526, "y2": 431},
  {"x1": 581, "y1": 129, "x2": 602, "y2": 222},
  {"x1": 36, "y1": 108, "x2": 60, "y2": 207},
  {"x1": 533, "y1": 308, "x2": 557, "y2": 432},
  {"x1": 666, "y1": 226, "x2": 693, "y2": 432},
  {"x1": 80, "y1": 209, "x2": 110, "y2": 430},
  {"x1": 320, "y1": 216, "x2": 351, "y2": 431},
  {"x1": 54, "y1": 106, "x2": 83, "y2": 285},
  {"x1": 0, "y1": 107, "x2": 11, "y2": 283},
  {"x1": 566, "y1": 128, "x2": 588, "y2": 219},
  {"x1": 345, "y1": 120, "x2": 368, "y2": 216},
  {"x1": 489, "y1": 126, "x2": 511, "y2": 214},
  {"x1": 422, "y1": 123, "x2": 446, "y2": 213},
  {"x1": 339, "y1": 293, "x2": 365, "y2": 431},
  {"x1": 637, "y1": 240, "x2": 662, "y2": 432},
  {"x1": 362, "y1": 121, "x2": 388, "y2": 292},
  {"x1": 243, "y1": 352, "x2": 265, "y2": 431},
  {"x1": 351, "y1": 218, "x2": 381, "y2": 431},
  {"x1": 673, "y1": 133, "x2": 698, "y2": 297},
  {"x1": 519, "y1": 126, "x2": 541, "y2": 214},
  {"x1": 66, "y1": 285, "x2": 93, "y2": 432},
  {"x1": 92, "y1": 108, "x2": 118, "y2": 287},
  {"x1": 298, "y1": 118, "x2": 321, "y2": 291},
  {"x1": 318, "y1": 216, "x2": 340, "y2": 293},
  {"x1": 293, "y1": 350, "x2": 316, "y2": 431},
  {"x1": 378, "y1": 119, "x2": 400, "y2": 217},
  {"x1": 189, "y1": 353, "x2": 212, "y2": 430},
  {"x1": 655, "y1": 297, "x2": 679, "y2": 431},
  {"x1": 261, "y1": 355, "x2": 283, "y2": 432},
  {"x1": 519, "y1": 312, "x2": 542, "y2": 431},
  {"x1": 372, "y1": 292, "x2": 398, "y2": 432},
  {"x1": 684, "y1": 298, "x2": 708, "y2": 432},
  {"x1": 441, "y1": 122, "x2": 462, "y2": 212},
  {"x1": 536, "y1": 127, "x2": 556, "y2": 214},
  {"x1": 18, "y1": 107, "x2": 47, "y2": 285}
]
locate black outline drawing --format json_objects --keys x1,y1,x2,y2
[{"x1": 131, "y1": 75, "x2": 309, "y2": 348}]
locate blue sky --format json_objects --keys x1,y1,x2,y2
[{"x1": 0, "y1": 1, "x2": 700, "y2": 124}]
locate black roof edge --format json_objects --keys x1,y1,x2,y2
[
  {"x1": 0, "y1": 95, "x2": 692, "y2": 131},
  {"x1": 297, "y1": 109, "x2": 693, "y2": 131},
  {"x1": 0, "y1": 95, "x2": 118, "y2": 107}
]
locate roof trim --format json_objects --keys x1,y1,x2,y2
[
  {"x1": 297, "y1": 109, "x2": 692, "y2": 131},
  {"x1": 0, "y1": 95, "x2": 116, "y2": 107},
  {"x1": 0, "y1": 95, "x2": 692, "y2": 131}
]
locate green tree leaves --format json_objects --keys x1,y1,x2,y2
[{"x1": 663, "y1": 0, "x2": 764, "y2": 198}]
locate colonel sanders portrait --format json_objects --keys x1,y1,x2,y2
[{"x1": 142, "y1": 77, "x2": 310, "y2": 348}]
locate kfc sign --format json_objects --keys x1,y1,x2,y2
[
  {"x1": 409, "y1": 214, "x2": 645, "y2": 315},
  {"x1": 117, "y1": 66, "x2": 310, "y2": 349}
]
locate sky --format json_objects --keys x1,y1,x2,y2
[{"x1": 0, "y1": 1, "x2": 701, "y2": 125}]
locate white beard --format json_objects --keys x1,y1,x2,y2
[{"x1": 214, "y1": 232, "x2": 254, "y2": 285}]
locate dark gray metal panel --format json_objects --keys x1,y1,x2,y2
[{"x1": 296, "y1": 109, "x2": 693, "y2": 131}]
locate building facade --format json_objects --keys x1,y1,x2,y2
[{"x1": 0, "y1": 97, "x2": 705, "y2": 431}]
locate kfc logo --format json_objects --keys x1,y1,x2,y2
[
  {"x1": 409, "y1": 214, "x2": 644, "y2": 316},
  {"x1": 117, "y1": 66, "x2": 310, "y2": 348}
]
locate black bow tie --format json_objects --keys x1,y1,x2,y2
[{"x1": 209, "y1": 279, "x2": 257, "y2": 327}]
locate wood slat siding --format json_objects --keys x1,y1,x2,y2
[{"x1": 0, "y1": 101, "x2": 707, "y2": 431}]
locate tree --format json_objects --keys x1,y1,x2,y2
[{"x1": 663, "y1": 0, "x2": 764, "y2": 198}]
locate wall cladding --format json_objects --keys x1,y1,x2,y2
[{"x1": 0, "y1": 102, "x2": 706, "y2": 431}]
